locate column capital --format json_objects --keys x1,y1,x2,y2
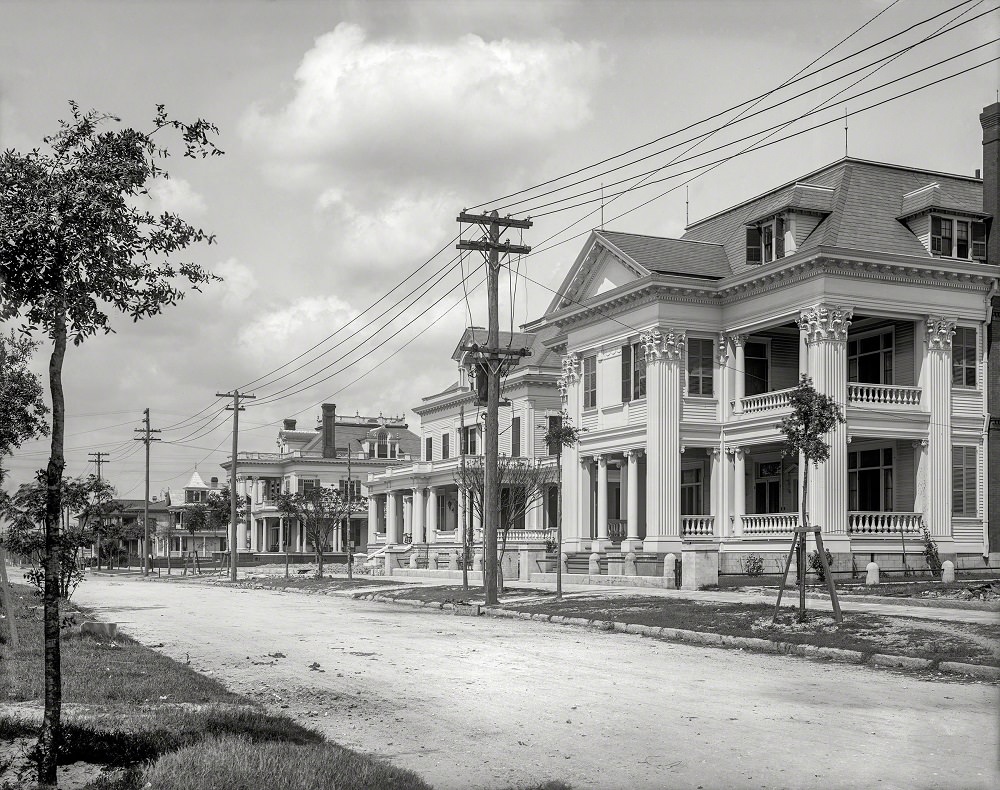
[
  {"x1": 641, "y1": 327, "x2": 686, "y2": 363},
  {"x1": 797, "y1": 304, "x2": 854, "y2": 343},
  {"x1": 716, "y1": 333, "x2": 730, "y2": 364},
  {"x1": 709, "y1": 446, "x2": 722, "y2": 459},
  {"x1": 911, "y1": 438, "x2": 929, "y2": 448},
  {"x1": 925, "y1": 315, "x2": 957, "y2": 352},
  {"x1": 623, "y1": 448, "x2": 644, "y2": 460},
  {"x1": 729, "y1": 332, "x2": 749, "y2": 349},
  {"x1": 593, "y1": 454, "x2": 607, "y2": 467},
  {"x1": 726, "y1": 445, "x2": 744, "y2": 459}
]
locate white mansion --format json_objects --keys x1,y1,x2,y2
[{"x1": 364, "y1": 108, "x2": 998, "y2": 581}]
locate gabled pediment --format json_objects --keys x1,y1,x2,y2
[{"x1": 547, "y1": 232, "x2": 649, "y2": 313}]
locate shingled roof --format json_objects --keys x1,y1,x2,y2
[{"x1": 597, "y1": 230, "x2": 730, "y2": 279}]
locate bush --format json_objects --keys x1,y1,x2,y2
[
  {"x1": 743, "y1": 553, "x2": 764, "y2": 577},
  {"x1": 808, "y1": 549, "x2": 834, "y2": 582},
  {"x1": 922, "y1": 526, "x2": 942, "y2": 577},
  {"x1": 544, "y1": 538, "x2": 558, "y2": 553}
]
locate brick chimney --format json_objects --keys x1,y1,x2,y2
[
  {"x1": 282, "y1": 418, "x2": 296, "y2": 431},
  {"x1": 321, "y1": 403, "x2": 336, "y2": 458},
  {"x1": 981, "y1": 102, "x2": 999, "y2": 267}
]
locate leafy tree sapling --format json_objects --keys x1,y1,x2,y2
[{"x1": 277, "y1": 485, "x2": 365, "y2": 577}]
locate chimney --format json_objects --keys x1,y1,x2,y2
[
  {"x1": 282, "y1": 418, "x2": 297, "y2": 431},
  {"x1": 211, "y1": 476, "x2": 218, "y2": 488},
  {"x1": 322, "y1": 403, "x2": 336, "y2": 458},
  {"x1": 981, "y1": 102, "x2": 999, "y2": 268}
]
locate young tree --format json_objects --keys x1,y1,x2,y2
[
  {"x1": 454, "y1": 456, "x2": 552, "y2": 593},
  {"x1": 773, "y1": 375, "x2": 845, "y2": 623},
  {"x1": 277, "y1": 485, "x2": 365, "y2": 577},
  {"x1": 0, "y1": 102, "x2": 222, "y2": 785},
  {"x1": 543, "y1": 413, "x2": 581, "y2": 600}
]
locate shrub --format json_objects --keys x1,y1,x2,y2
[
  {"x1": 544, "y1": 538, "x2": 558, "y2": 553},
  {"x1": 922, "y1": 526, "x2": 942, "y2": 577},
  {"x1": 743, "y1": 553, "x2": 764, "y2": 577},
  {"x1": 808, "y1": 549, "x2": 834, "y2": 582}
]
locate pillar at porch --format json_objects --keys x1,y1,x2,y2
[
  {"x1": 558, "y1": 353, "x2": 585, "y2": 551},
  {"x1": 731, "y1": 447, "x2": 745, "y2": 536},
  {"x1": 922, "y1": 317, "x2": 957, "y2": 552},
  {"x1": 592, "y1": 455, "x2": 611, "y2": 551},
  {"x1": 622, "y1": 449, "x2": 643, "y2": 552},
  {"x1": 413, "y1": 486, "x2": 426, "y2": 543},
  {"x1": 731, "y1": 334, "x2": 747, "y2": 415},
  {"x1": 643, "y1": 328, "x2": 685, "y2": 554},
  {"x1": 387, "y1": 492, "x2": 401, "y2": 544},
  {"x1": 427, "y1": 486, "x2": 438, "y2": 543}
]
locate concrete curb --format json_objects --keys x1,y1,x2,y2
[{"x1": 355, "y1": 592, "x2": 998, "y2": 681}]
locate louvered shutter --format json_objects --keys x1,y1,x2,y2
[
  {"x1": 746, "y1": 226, "x2": 762, "y2": 264},
  {"x1": 775, "y1": 217, "x2": 785, "y2": 258},
  {"x1": 621, "y1": 344, "x2": 631, "y2": 403},
  {"x1": 965, "y1": 448, "x2": 977, "y2": 516}
]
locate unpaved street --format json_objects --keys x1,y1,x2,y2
[{"x1": 70, "y1": 574, "x2": 998, "y2": 790}]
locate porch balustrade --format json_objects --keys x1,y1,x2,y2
[
  {"x1": 848, "y1": 511, "x2": 923, "y2": 535},
  {"x1": 681, "y1": 515, "x2": 715, "y2": 537},
  {"x1": 847, "y1": 383, "x2": 921, "y2": 406},
  {"x1": 735, "y1": 387, "x2": 795, "y2": 414},
  {"x1": 502, "y1": 529, "x2": 556, "y2": 542},
  {"x1": 607, "y1": 519, "x2": 627, "y2": 541},
  {"x1": 741, "y1": 513, "x2": 799, "y2": 534}
]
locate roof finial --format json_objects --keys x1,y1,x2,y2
[{"x1": 844, "y1": 105, "x2": 849, "y2": 157}]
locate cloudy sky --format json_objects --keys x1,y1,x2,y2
[{"x1": 1, "y1": 0, "x2": 996, "y2": 500}]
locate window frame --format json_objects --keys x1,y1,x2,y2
[
  {"x1": 546, "y1": 415, "x2": 562, "y2": 456},
  {"x1": 931, "y1": 214, "x2": 987, "y2": 260},
  {"x1": 511, "y1": 416, "x2": 521, "y2": 458},
  {"x1": 686, "y1": 337, "x2": 715, "y2": 397},
  {"x1": 743, "y1": 338, "x2": 770, "y2": 397},
  {"x1": 425, "y1": 436, "x2": 433, "y2": 462},
  {"x1": 848, "y1": 446, "x2": 894, "y2": 512},
  {"x1": 680, "y1": 464, "x2": 705, "y2": 515},
  {"x1": 951, "y1": 326, "x2": 977, "y2": 388},
  {"x1": 583, "y1": 354, "x2": 597, "y2": 409},
  {"x1": 847, "y1": 326, "x2": 895, "y2": 386},
  {"x1": 441, "y1": 432, "x2": 450, "y2": 460},
  {"x1": 951, "y1": 445, "x2": 978, "y2": 517}
]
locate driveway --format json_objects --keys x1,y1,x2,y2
[{"x1": 68, "y1": 574, "x2": 998, "y2": 790}]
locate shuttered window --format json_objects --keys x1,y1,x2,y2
[
  {"x1": 952, "y1": 326, "x2": 977, "y2": 387},
  {"x1": 632, "y1": 342, "x2": 646, "y2": 399},
  {"x1": 971, "y1": 221, "x2": 987, "y2": 260},
  {"x1": 774, "y1": 216, "x2": 785, "y2": 259},
  {"x1": 441, "y1": 433, "x2": 450, "y2": 460},
  {"x1": 511, "y1": 416, "x2": 521, "y2": 457},
  {"x1": 746, "y1": 226, "x2": 762, "y2": 264},
  {"x1": 687, "y1": 338, "x2": 714, "y2": 396},
  {"x1": 951, "y1": 446, "x2": 978, "y2": 517},
  {"x1": 425, "y1": 437, "x2": 433, "y2": 461},
  {"x1": 621, "y1": 343, "x2": 631, "y2": 402},
  {"x1": 931, "y1": 216, "x2": 953, "y2": 256},
  {"x1": 583, "y1": 355, "x2": 597, "y2": 408},
  {"x1": 546, "y1": 415, "x2": 562, "y2": 456}
]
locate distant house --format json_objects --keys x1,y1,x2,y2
[
  {"x1": 79, "y1": 497, "x2": 169, "y2": 565},
  {"x1": 158, "y1": 470, "x2": 227, "y2": 559},
  {"x1": 219, "y1": 405, "x2": 420, "y2": 557}
]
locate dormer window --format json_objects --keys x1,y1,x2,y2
[
  {"x1": 746, "y1": 216, "x2": 785, "y2": 264},
  {"x1": 931, "y1": 216, "x2": 986, "y2": 260}
]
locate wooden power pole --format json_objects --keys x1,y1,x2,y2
[
  {"x1": 87, "y1": 451, "x2": 110, "y2": 570},
  {"x1": 134, "y1": 410, "x2": 160, "y2": 576},
  {"x1": 217, "y1": 390, "x2": 255, "y2": 582},
  {"x1": 457, "y1": 210, "x2": 531, "y2": 606}
]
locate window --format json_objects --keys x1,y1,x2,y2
[
  {"x1": 461, "y1": 425, "x2": 478, "y2": 455},
  {"x1": 441, "y1": 433, "x2": 450, "y2": 460},
  {"x1": 297, "y1": 478, "x2": 318, "y2": 494},
  {"x1": 680, "y1": 467, "x2": 704, "y2": 515},
  {"x1": 583, "y1": 355, "x2": 597, "y2": 408},
  {"x1": 745, "y1": 217, "x2": 785, "y2": 264},
  {"x1": 754, "y1": 461, "x2": 782, "y2": 514},
  {"x1": 744, "y1": 341, "x2": 769, "y2": 397},
  {"x1": 546, "y1": 415, "x2": 562, "y2": 456},
  {"x1": 219, "y1": 537, "x2": 227, "y2": 553},
  {"x1": 621, "y1": 342, "x2": 646, "y2": 402},
  {"x1": 511, "y1": 416, "x2": 521, "y2": 457},
  {"x1": 932, "y1": 215, "x2": 986, "y2": 260},
  {"x1": 185, "y1": 490, "x2": 204, "y2": 504},
  {"x1": 952, "y1": 326, "x2": 977, "y2": 387},
  {"x1": 339, "y1": 479, "x2": 361, "y2": 500},
  {"x1": 546, "y1": 486, "x2": 559, "y2": 529},
  {"x1": 848, "y1": 330, "x2": 893, "y2": 385},
  {"x1": 687, "y1": 338, "x2": 714, "y2": 396},
  {"x1": 952, "y1": 446, "x2": 977, "y2": 517},
  {"x1": 376, "y1": 430, "x2": 389, "y2": 458},
  {"x1": 425, "y1": 437, "x2": 433, "y2": 461},
  {"x1": 848, "y1": 447, "x2": 894, "y2": 511}
]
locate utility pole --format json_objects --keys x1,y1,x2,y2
[
  {"x1": 88, "y1": 451, "x2": 109, "y2": 570},
  {"x1": 217, "y1": 390, "x2": 256, "y2": 582},
  {"x1": 134, "y1": 410, "x2": 160, "y2": 576},
  {"x1": 460, "y1": 404, "x2": 468, "y2": 591},
  {"x1": 346, "y1": 444, "x2": 353, "y2": 580},
  {"x1": 457, "y1": 210, "x2": 531, "y2": 606}
]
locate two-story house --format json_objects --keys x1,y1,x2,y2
[
  {"x1": 365, "y1": 327, "x2": 563, "y2": 571},
  {"x1": 536, "y1": 104, "x2": 998, "y2": 578},
  {"x1": 220, "y1": 405, "x2": 420, "y2": 558},
  {"x1": 159, "y1": 470, "x2": 227, "y2": 560}
]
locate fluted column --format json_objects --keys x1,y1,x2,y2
[
  {"x1": 731, "y1": 447, "x2": 745, "y2": 536},
  {"x1": 593, "y1": 455, "x2": 609, "y2": 551},
  {"x1": 426, "y1": 486, "x2": 438, "y2": 543},
  {"x1": 387, "y1": 492, "x2": 400, "y2": 544},
  {"x1": 622, "y1": 449, "x2": 643, "y2": 551},
  {"x1": 731, "y1": 334, "x2": 747, "y2": 415},
  {"x1": 558, "y1": 353, "x2": 583, "y2": 549},
  {"x1": 643, "y1": 328, "x2": 685, "y2": 553},
  {"x1": 922, "y1": 316, "x2": 956, "y2": 542},
  {"x1": 800, "y1": 304, "x2": 853, "y2": 549},
  {"x1": 412, "y1": 486, "x2": 426, "y2": 543},
  {"x1": 709, "y1": 448, "x2": 722, "y2": 537},
  {"x1": 578, "y1": 457, "x2": 593, "y2": 549}
]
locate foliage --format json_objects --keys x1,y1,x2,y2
[
  {"x1": 808, "y1": 549, "x2": 834, "y2": 582},
  {"x1": 544, "y1": 538, "x2": 559, "y2": 553},
  {"x1": 276, "y1": 485, "x2": 366, "y2": 577},
  {"x1": 777, "y1": 375, "x2": 845, "y2": 465},
  {"x1": 743, "y1": 553, "x2": 764, "y2": 577},
  {"x1": 0, "y1": 101, "x2": 222, "y2": 784},
  {"x1": 542, "y1": 413, "x2": 582, "y2": 456},
  {"x1": 0, "y1": 330, "x2": 49, "y2": 485},
  {"x1": 921, "y1": 525, "x2": 943, "y2": 577}
]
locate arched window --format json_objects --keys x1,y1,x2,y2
[{"x1": 377, "y1": 430, "x2": 389, "y2": 459}]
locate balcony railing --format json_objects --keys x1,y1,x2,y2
[
  {"x1": 741, "y1": 513, "x2": 798, "y2": 534},
  {"x1": 736, "y1": 387, "x2": 795, "y2": 414},
  {"x1": 502, "y1": 529, "x2": 555, "y2": 543},
  {"x1": 608, "y1": 519, "x2": 627, "y2": 540},
  {"x1": 681, "y1": 515, "x2": 715, "y2": 537},
  {"x1": 848, "y1": 511, "x2": 923, "y2": 535},
  {"x1": 848, "y1": 383, "x2": 921, "y2": 407}
]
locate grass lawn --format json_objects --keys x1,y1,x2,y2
[
  {"x1": 230, "y1": 575, "x2": 404, "y2": 593},
  {"x1": 0, "y1": 582, "x2": 432, "y2": 790},
  {"x1": 365, "y1": 585, "x2": 1000, "y2": 668}
]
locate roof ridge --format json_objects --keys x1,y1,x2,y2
[{"x1": 600, "y1": 229, "x2": 723, "y2": 247}]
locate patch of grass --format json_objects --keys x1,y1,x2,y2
[
  {"x1": 235, "y1": 576, "x2": 403, "y2": 592},
  {"x1": 142, "y1": 734, "x2": 432, "y2": 790},
  {"x1": 379, "y1": 584, "x2": 550, "y2": 606},
  {"x1": 1, "y1": 584, "x2": 241, "y2": 705}
]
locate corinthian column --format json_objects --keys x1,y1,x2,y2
[
  {"x1": 622, "y1": 449, "x2": 643, "y2": 552},
  {"x1": 799, "y1": 304, "x2": 853, "y2": 552},
  {"x1": 643, "y1": 328, "x2": 685, "y2": 554},
  {"x1": 558, "y1": 353, "x2": 585, "y2": 550},
  {"x1": 593, "y1": 455, "x2": 609, "y2": 551},
  {"x1": 922, "y1": 316, "x2": 956, "y2": 547}
]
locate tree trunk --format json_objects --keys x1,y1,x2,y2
[
  {"x1": 40, "y1": 309, "x2": 67, "y2": 787},
  {"x1": 317, "y1": 527, "x2": 324, "y2": 578},
  {"x1": 798, "y1": 462, "x2": 809, "y2": 622}
]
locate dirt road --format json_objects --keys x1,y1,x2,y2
[{"x1": 69, "y1": 574, "x2": 998, "y2": 790}]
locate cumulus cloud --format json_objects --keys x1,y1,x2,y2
[
  {"x1": 242, "y1": 23, "x2": 603, "y2": 189},
  {"x1": 147, "y1": 177, "x2": 207, "y2": 216},
  {"x1": 213, "y1": 258, "x2": 258, "y2": 310},
  {"x1": 238, "y1": 295, "x2": 360, "y2": 364}
]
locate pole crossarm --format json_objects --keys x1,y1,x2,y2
[
  {"x1": 456, "y1": 211, "x2": 533, "y2": 229},
  {"x1": 457, "y1": 239, "x2": 532, "y2": 256},
  {"x1": 458, "y1": 344, "x2": 532, "y2": 359}
]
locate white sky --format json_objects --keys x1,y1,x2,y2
[{"x1": 1, "y1": 0, "x2": 997, "y2": 501}]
